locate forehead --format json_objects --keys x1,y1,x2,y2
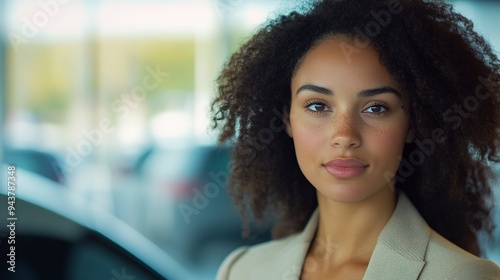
[{"x1": 291, "y1": 37, "x2": 402, "y2": 94}]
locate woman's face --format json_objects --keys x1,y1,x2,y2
[{"x1": 286, "y1": 37, "x2": 413, "y2": 203}]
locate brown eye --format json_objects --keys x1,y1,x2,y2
[
  {"x1": 307, "y1": 103, "x2": 328, "y2": 112},
  {"x1": 363, "y1": 104, "x2": 389, "y2": 115}
]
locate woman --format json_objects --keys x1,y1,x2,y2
[{"x1": 211, "y1": 0, "x2": 500, "y2": 279}]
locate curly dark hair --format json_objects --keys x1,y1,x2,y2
[{"x1": 211, "y1": 0, "x2": 500, "y2": 256}]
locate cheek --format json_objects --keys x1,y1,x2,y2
[
  {"x1": 292, "y1": 122, "x2": 322, "y2": 151},
  {"x1": 366, "y1": 126, "x2": 408, "y2": 168},
  {"x1": 290, "y1": 119, "x2": 329, "y2": 165}
]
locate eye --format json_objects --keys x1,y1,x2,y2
[
  {"x1": 306, "y1": 102, "x2": 330, "y2": 113},
  {"x1": 363, "y1": 103, "x2": 389, "y2": 115}
]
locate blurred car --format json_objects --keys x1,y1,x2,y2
[
  {"x1": 3, "y1": 147, "x2": 64, "y2": 184},
  {"x1": 136, "y1": 144, "x2": 272, "y2": 271},
  {"x1": 0, "y1": 166, "x2": 195, "y2": 280}
]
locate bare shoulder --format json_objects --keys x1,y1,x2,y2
[{"x1": 420, "y1": 230, "x2": 500, "y2": 279}]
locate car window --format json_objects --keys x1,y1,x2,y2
[
  {"x1": 0, "y1": 233, "x2": 165, "y2": 280},
  {"x1": 0, "y1": 191, "x2": 187, "y2": 280},
  {"x1": 66, "y1": 234, "x2": 164, "y2": 280}
]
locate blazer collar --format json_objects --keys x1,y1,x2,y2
[
  {"x1": 263, "y1": 193, "x2": 430, "y2": 280},
  {"x1": 362, "y1": 193, "x2": 429, "y2": 279},
  {"x1": 257, "y1": 207, "x2": 319, "y2": 279}
]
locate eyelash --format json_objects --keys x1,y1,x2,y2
[
  {"x1": 304, "y1": 101, "x2": 391, "y2": 116},
  {"x1": 304, "y1": 100, "x2": 331, "y2": 114},
  {"x1": 364, "y1": 102, "x2": 391, "y2": 116}
]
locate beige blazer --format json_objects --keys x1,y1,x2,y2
[{"x1": 216, "y1": 193, "x2": 500, "y2": 280}]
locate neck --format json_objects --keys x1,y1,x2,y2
[{"x1": 310, "y1": 188, "x2": 397, "y2": 266}]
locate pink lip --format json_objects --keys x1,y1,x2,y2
[{"x1": 324, "y1": 158, "x2": 368, "y2": 179}]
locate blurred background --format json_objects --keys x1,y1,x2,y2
[{"x1": 0, "y1": 0, "x2": 499, "y2": 279}]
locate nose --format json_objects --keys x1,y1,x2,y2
[{"x1": 330, "y1": 112, "x2": 361, "y2": 149}]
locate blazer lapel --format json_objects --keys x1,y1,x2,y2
[
  {"x1": 363, "y1": 193, "x2": 430, "y2": 280},
  {"x1": 252, "y1": 194, "x2": 430, "y2": 280},
  {"x1": 257, "y1": 209, "x2": 319, "y2": 280}
]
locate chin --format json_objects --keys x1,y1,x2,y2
[
  {"x1": 318, "y1": 185, "x2": 373, "y2": 203},
  {"x1": 317, "y1": 182, "x2": 390, "y2": 204}
]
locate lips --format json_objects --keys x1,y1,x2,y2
[{"x1": 324, "y1": 158, "x2": 368, "y2": 179}]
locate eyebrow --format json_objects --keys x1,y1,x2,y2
[{"x1": 296, "y1": 84, "x2": 402, "y2": 98}]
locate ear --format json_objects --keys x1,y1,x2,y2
[
  {"x1": 283, "y1": 107, "x2": 293, "y2": 138},
  {"x1": 405, "y1": 127, "x2": 415, "y2": 143}
]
